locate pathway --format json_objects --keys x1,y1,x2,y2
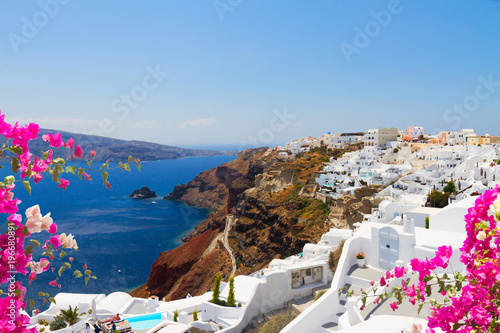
[{"x1": 224, "y1": 214, "x2": 237, "y2": 277}]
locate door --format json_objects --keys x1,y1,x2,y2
[
  {"x1": 379, "y1": 227, "x2": 399, "y2": 270},
  {"x1": 312, "y1": 267, "x2": 322, "y2": 282}
]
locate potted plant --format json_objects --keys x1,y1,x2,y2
[{"x1": 355, "y1": 252, "x2": 365, "y2": 267}]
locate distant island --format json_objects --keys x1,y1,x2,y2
[
  {"x1": 0, "y1": 128, "x2": 236, "y2": 162},
  {"x1": 129, "y1": 186, "x2": 157, "y2": 199}
]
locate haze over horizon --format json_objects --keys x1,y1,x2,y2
[{"x1": 1, "y1": 0, "x2": 499, "y2": 148}]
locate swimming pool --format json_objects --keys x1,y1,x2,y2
[{"x1": 126, "y1": 312, "x2": 163, "y2": 330}]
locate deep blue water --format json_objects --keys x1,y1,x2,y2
[{"x1": 2, "y1": 155, "x2": 236, "y2": 307}]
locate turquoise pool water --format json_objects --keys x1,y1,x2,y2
[{"x1": 127, "y1": 312, "x2": 163, "y2": 330}]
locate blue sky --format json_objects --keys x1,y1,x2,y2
[{"x1": 0, "y1": 0, "x2": 499, "y2": 149}]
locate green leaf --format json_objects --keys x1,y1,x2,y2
[
  {"x1": 7, "y1": 145, "x2": 23, "y2": 155},
  {"x1": 64, "y1": 262, "x2": 71, "y2": 268},
  {"x1": 52, "y1": 157, "x2": 65, "y2": 165},
  {"x1": 60, "y1": 250, "x2": 66, "y2": 258},
  {"x1": 58, "y1": 266, "x2": 66, "y2": 276},
  {"x1": 38, "y1": 291, "x2": 45, "y2": 297},
  {"x1": 136, "y1": 162, "x2": 141, "y2": 172},
  {"x1": 123, "y1": 163, "x2": 130, "y2": 172},
  {"x1": 85, "y1": 269, "x2": 91, "y2": 276},
  {"x1": 29, "y1": 239, "x2": 41, "y2": 247},
  {"x1": 100, "y1": 163, "x2": 108, "y2": 170},
  {"x1": 87, "y1": 160, "x2": 92, "y2": 169},
  {"x1": 11, "y1": 158, "x2": 20, "y2": 173},
  {"x1": 23, "y1": 180, "x2": 31, "y2": 195},
  {"x1": 25, "y1": 245, "x2": 34, "y2": 256},
  {"x1": 128, "y1": 155, "x2": 132, "y2": 162},
  {"x1": 91, "y1": 276, "x2": 97, "y2": 280},
  {"x1": 49, "y1": 297, "x2": 56, "y2": 304},
  {"x1": 78, "y1": 167, "x2": 84, "y2": 180},
  {"x1": 101, "y1": 170, "x2": 109, "y2": 184},
  {"x1": 29, "y1": 299, "x2": 35, "y2": 312},
  {"x1": 85, "y1": 276, "x2": 89, "y2": 285},
  {"x1": 73, "y1": 270, "x2": 83, "y2": 278},
  {"x1": 4, "y1": 175, "x2": 15, "y2": 185},
  {"x1": 51, "y1": 166, "x2": 59, "y2": 182},
  {"x1": 417, "y1": 303, "x2": 424, "y2": 314},
  {"x1": 22, "y1": 226, "x2": 30, "y2": 237},
  {"x1": 66, "y1": 165, "x2": 77, "y2": 175}
]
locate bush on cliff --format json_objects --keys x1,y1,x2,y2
[
  {"x1": 328, "y1": 240, "x2": 346, "y2": 274},
  {"x1": 259, "y1": 309, "x2": 298, "y2": 333}
]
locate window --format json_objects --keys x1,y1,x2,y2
[{"x1": 306, "y1": 269, "x2": 311, "y2": 276}]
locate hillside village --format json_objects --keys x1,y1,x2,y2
[{"x1": 30, "y1": 126, "x2": 500, "y2": 333}]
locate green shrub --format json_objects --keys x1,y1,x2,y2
[
  {"x1": 227, "y1": 276, "x2": 236, "y2": 307},
  {"x1": 427, "y1": 190, "x2": 449, "y2": 208},
  {"x1": 425, "y1": 216, "x2": 430, "y2": 229},
  {"x1": 238, "y1": 303, "x2": 242, "y2": 307},
  {"x1": 39, "y1": 327, "x2": 46, "y2": 333},
  {"x1": 173, "y1": 309, "x2": 179, "y2": 322},
  {"x1": 260, "y1": 310, "x2": 297, "y2": 333},
  {"x1": 314, "y1": 290, "x2": 327, "y2": 301},
  {"x1": 443, "y1": 181, "x2": 456, "y2": 194},
  {"x1": 59, "y1": 305, "x2": 83, "y2": 326},
  {"x1": 212, "y1": 272, "x2": 222, "y2": 305},
  {"x1": 328, "y1": 240, "x2": 345, "y2": 273},
  {"x1": 193, "y1": 307, "x2": 198, "y2": 321},
  {"x1": 38, "y1": 319, "x2": 49, "y2": 326},
  {"x1": 49, "y1": 316, "x2": 67, "y2": 331}
]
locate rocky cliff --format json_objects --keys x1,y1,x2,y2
[{"x1": 131, "y1": 146, "x2": 381, "y2": 299}]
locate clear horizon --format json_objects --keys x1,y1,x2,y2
[{"x1": 1, "y1": 0, "x2": 499, "y2": 148}]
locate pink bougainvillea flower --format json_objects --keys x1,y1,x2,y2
[
  {"x1": 32, "y1": 156, "x2": 48, "y2": 174},
  {"x1": 33, "y1": 173, "x2": 43, "y2": 183},
  {"x1": 380, "y1": 277, "x2": 386, "y2": 287},
  {"x1": 370, "y1": 280, "x2": 375, "y2": 286},
  {"x1": 64, "y1": 137, "x2": 74, "y2": 149},
  {"x1": 390, "y1": 302, "x2": 399, "y2": 311},
  {"x1": 395, "y1": 266, "x2": 405, "y2": 278},
  {"x1": 83, "y1": 171, "x2": 91, "y2": 181},
  {"x1": 105, "y1": 182, "x2": 111, "y2": 189},
  {"x1": 48, "y1": 222, "x2": 57, "y2": 234},
  {"x1": 28, "y1": 271, "x2": 36, "y2": 283},
  {"x1": 69, "y1": 257, "x2": 74, "y2": 262},
  {"x1": 90, "y1": 150, "x2": 97, "y2": 157},
  {"x1": 49, "y1": 235, "x2": 62, "y2": 250},
  {"x1": 83, "y1": 264, "x2": 87, "y2": 270},
  {"x1": 43, "y1": 133, "x2": 62, "y2": 148},
  {"x1": 45, "y1": 149, "x2": 53, "y2": 164},
  {"x1": 58, "y1": 178, "x2": 70, "y2": 190},
  {"x1": 74, "y1": 145, "x2": 83, "y2": 158},
  {"x1": 49, "y1": 279, "x2": 58, "y2": 287}
]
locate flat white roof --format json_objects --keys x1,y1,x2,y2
[
  {"x1": 220, "y1": 276, "x2": 261, "y2": 303},
  {"x1": 407, "y1": 207, "x2": 441, "y2": 215}
]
